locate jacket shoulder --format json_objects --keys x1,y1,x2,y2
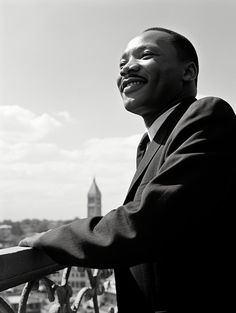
[{"x1": 191, "y1": 96, "x2": 235, "y2": 117}]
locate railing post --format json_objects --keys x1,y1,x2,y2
[{"x1": 18, "y1": 280, "x2": 37, "y2": 313}]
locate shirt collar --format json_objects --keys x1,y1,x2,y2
[{"x1": 147, "y1": 102, "x2": 180, "y2": 141}]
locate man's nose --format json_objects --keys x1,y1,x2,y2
[{"x1": 120, "y1": 60, "x2": 140, "y2": 76}]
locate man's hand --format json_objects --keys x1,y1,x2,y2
[{"x1": 18, "y1": 232, "x2": 46, "y2": 248}]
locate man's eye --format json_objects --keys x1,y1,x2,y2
[
  {"x1": 119, "y1": 61, "x2": 126, "y2": 68},
  {"x1": 142, "y1": 51, "x2": 154, "y2": 59}
]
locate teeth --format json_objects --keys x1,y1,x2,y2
[{"x1": 125, "y1": 81, "x2": 144, "y2": 88}]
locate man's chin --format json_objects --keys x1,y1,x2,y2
[{"x1": 123, "y1": 98, "x2": 143, "y2": 115}]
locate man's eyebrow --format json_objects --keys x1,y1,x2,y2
[{"x1": 120, "y1": 53, "x2": 127, "y2": 60}]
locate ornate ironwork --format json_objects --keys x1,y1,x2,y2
[{"x1": 0, "y1": 267, "x2": 115, "y2": 313}]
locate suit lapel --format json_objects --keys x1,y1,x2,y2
[{"x1": 124, "y1": 97, "x2": 196, "y2": 204}]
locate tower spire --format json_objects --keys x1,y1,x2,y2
[{"x1": 87, "y1": 177, "x2": 102, "y2": 217}]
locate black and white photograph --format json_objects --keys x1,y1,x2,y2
[{"x1": 0, "y1": 0, "x2": 235, "y2": 312}]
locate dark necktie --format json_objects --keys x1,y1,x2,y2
[{"x1": 136, "y1": 133, "x2": 150, "y2": 168}]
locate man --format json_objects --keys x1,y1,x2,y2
[{"x1": 20, "y1": 28, "x2": 236, "y2": 312}]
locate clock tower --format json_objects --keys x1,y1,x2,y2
[{"x1": 87, "y1": 178, "x2": 102, "y2": 218}]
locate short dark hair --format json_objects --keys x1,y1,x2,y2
[{"x1": 144, "y1": 27, "x2": 199, "y2": 85}]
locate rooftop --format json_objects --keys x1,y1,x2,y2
[{"x1": 88, "y1": 178, "x2": 101, "y2": 197}]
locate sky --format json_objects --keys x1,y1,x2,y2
[{"x1": 0, "y1": 0, "x2": 235, "y2": 221}]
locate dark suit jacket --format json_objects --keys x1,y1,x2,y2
[{"x1": 36, "y1": 97, "x2": 236, "y2": 312}]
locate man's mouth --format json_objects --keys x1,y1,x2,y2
[{"x1": 121, "y1": 76, "x2": 147, "y2": 93}]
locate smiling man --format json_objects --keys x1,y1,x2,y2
[{"x1": 19, "y1": 28, "x2": 236, "y2": 313}]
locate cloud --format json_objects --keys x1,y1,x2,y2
[
  {"x1": 0, "y1": 136, "x2": 141, "y2": 220},
  {"x1": 0, "y1": 105, "x2": 142, "y2": 220},
  {"x1": 0, "y1": 105, "x2": 62, "y2": 142},
  {"x1": 56, "y1": 111, "x2": 72, "y2": 122}
]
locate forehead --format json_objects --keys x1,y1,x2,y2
[{"x1": 122, "y1": 30, "x2": 177, "y2": 57}]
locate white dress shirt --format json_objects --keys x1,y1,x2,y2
[{"x1": 147, "y1": 103, "x2": 180, "y2": 141}]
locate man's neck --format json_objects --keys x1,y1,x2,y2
[{"x1": 146, "y1": 101, "x2": 180, "y2": 141}]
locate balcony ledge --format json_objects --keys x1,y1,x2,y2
[{"x1": 0, "y1": 246, "x2": 65, "y2": 292}]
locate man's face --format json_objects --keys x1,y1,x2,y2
[{"x1": 117, "y1": 31, "x2": 185, "y2": 124}]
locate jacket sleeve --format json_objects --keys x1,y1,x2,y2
[{"x1": 34, "y1": 97, "x2": 236, "y2": 269}]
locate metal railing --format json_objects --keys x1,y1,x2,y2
[{"x1": 0, "y1": 247, "x2": 115, "y2": 313}]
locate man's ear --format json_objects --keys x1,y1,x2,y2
[{"x1": 183, "y1": 62, "x2": 198, "y2": 82}]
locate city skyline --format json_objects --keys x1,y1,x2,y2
[{"x1": 1, "y1": 0, "x2": 235, "y2": 220}]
